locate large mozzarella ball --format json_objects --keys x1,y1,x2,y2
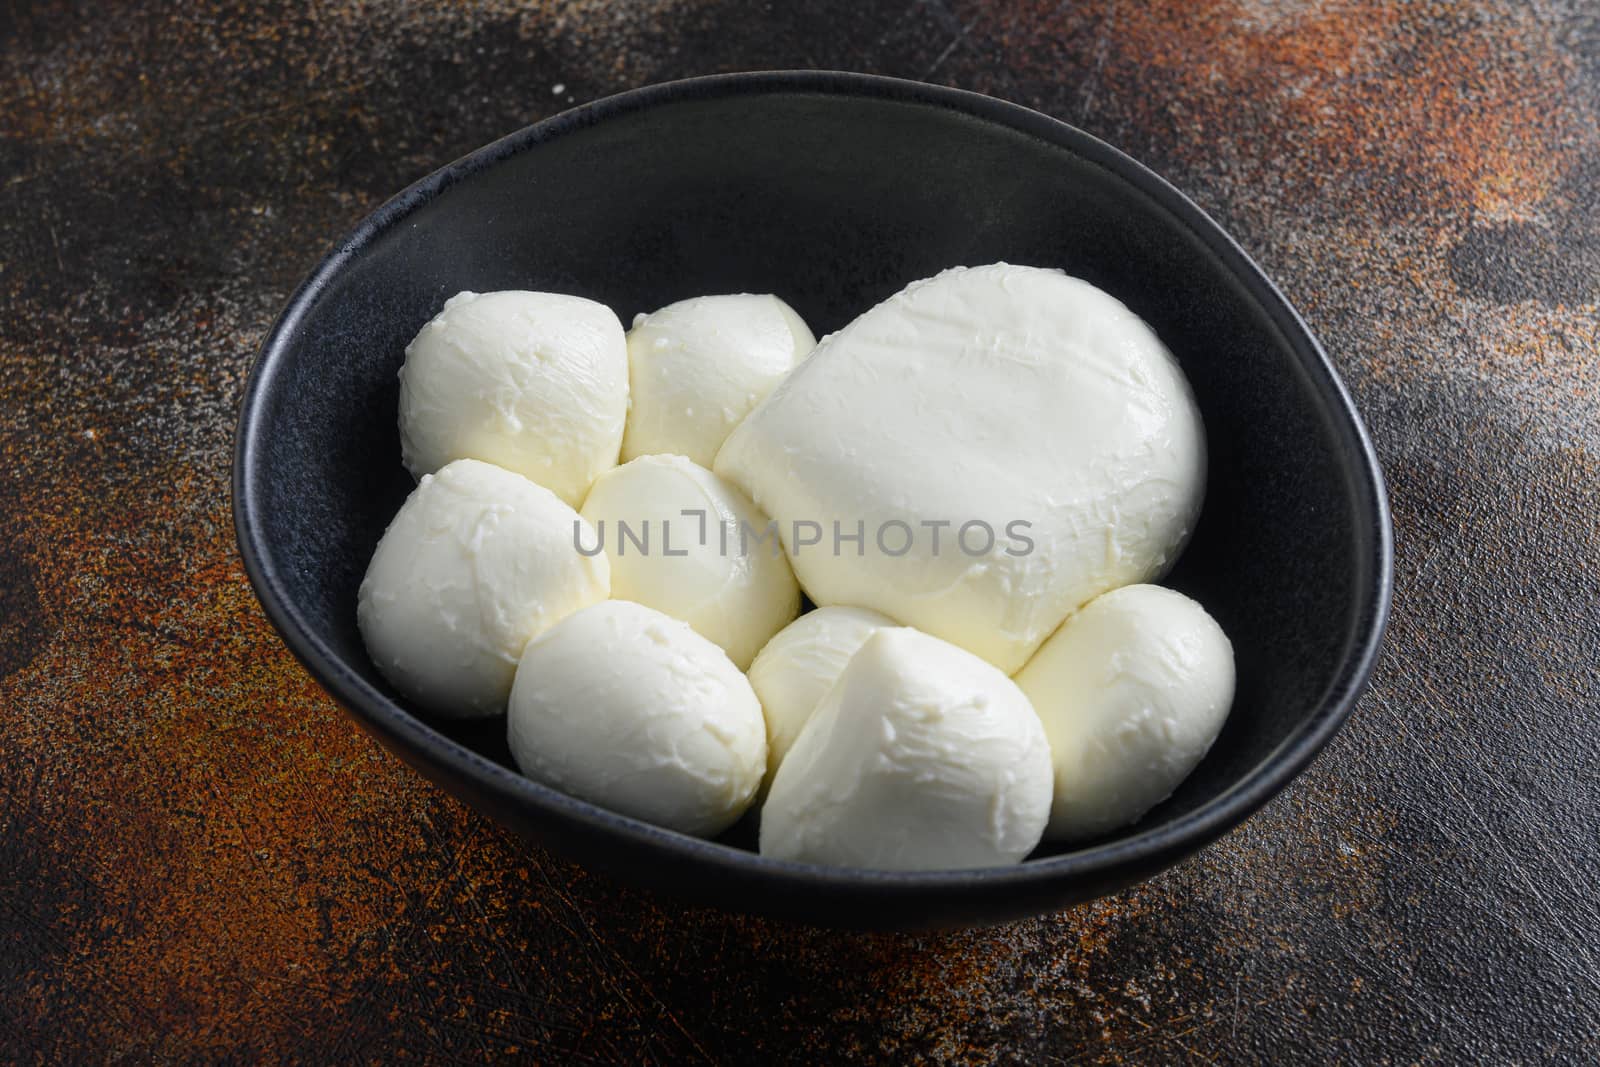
[
  {"x1": 623, "y1": 294, "x2": 815, "y2": 468},
  {"x1": 760, "y1": 627, "x2": 1053, "y2": 870},
  {"x1": 716, "y1": 263, "x2": 1205, "y2": 673},
  {"x1": 578, "y1": 454, "x2": 800, "y2": 670},
  {"x1": 746, "y1": 605, "x2": 897, "y2": 787},
  {"x1": 357, "y1": 459, "x2": 609, "y2": 718},
  {"x1": 507, "y1": 600, "x2": 767, "y2": 837},
  {"x1": 398, "y1": 290, "x2": 628, "y2": 507},
  {"x1": 1014, "y1": 584, "x2": 1235, "y2": 842}
]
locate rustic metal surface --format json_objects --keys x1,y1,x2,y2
[{"x1": 3, "y1": 0, "x2": 1597, "y2": 1062}]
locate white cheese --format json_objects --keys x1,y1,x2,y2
[
  {"x1": 623, "y1": 293, "x2": 815, "y2": 468},
  {"x1": 1014, "y1": 584, "x2": 1235, "y2": 842},
  {"x1": 746, "y1": 605, "x2": 897, "y2": 789},
  {"x1": 507, "y1": 600, "x2": 767, "y2": 837},
  {"x1": 357, "y1": 459, "x2": 609, "y2": 718},
  {"x1": 398, "y1": 290, "x2": 628, "y2": 507},
  {"x1": 715, "y1": 263, "x2": 1205, "y2": 673},
  {"x1": 578, "y1": 454, "x2": 800, "y2": 670},
  {"x1": 760, "y1": 626, "x2": 1053, "y2": 870}
]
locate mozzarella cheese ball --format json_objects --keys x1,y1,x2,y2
[
  {"x1": 578, "y1": 454, "x2": 800, "y2": 670},
  {"x1": 507, "y1": 600, "x2": 767, "y2": 837},
  {"x1": 357, "y1": 459, "x2": 609, "y2": 718},
  {"x1": 623, "y1": 294, "x2": 815, "y2": 468},
  {"x1": 746, "y1": 605, "x2": 897, "y2": 787},
  {"x1": 760, "y1": 627, "x2": 1053, "y2": 871},
  {"x1": 716, "y1": 263, "x2": 1205, "y2": 673},
  {"x1": 1014, "y1": 584, "x2": 1235, "y2": 842},
  {"x1": 398, "y1": 290, "x2": 628, "y2": 507}
]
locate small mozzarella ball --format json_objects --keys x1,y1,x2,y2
[
  {"x1": 358, "y1": 459, "x2": 609, "y2": 718},
  {"x1": 761, "y1": 627, "x2": 1053, "y2": 871},
  {"x1": 1014, "y1": 584, "x2": 1235, "y2": 842},
  {"x1": 507, "y1": 600, "x2": 767, "y2": 837},
  {"x1": 747, "y1": 606, "x2": 897, "y2": 787},
  {"x1": 622, "y1": 294, "x2": 815, "y2": 468},
  {"x1": 398, "y1": 290, "x2": 628, "y2": 507},
  {"x1": 578, "y1": 454, "x2": 800, "y2": 670}
]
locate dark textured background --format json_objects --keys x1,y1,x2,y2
[{"x1": 3, "y1": 1, "x2": 1597, "y2": 1062}]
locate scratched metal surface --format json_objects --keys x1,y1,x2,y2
[{"x1": 2, "y1": 1, "x2": 1597, "y2": 1062}]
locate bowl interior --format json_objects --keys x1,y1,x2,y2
[{"x1": 237, "y1": 75, "x2": 1386, "y2": 913}]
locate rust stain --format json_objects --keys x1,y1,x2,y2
[{"x1": 1016, "y1": 0, "x2": 1589, "y2": 222}]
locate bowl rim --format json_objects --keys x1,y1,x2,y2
[{"x1": 232, "y1": 69, "x2": 1393, "y2": 908}]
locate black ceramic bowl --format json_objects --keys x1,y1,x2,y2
[{"x1": 233, "y1": 71, "x2": 1391, "y2": 929}]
